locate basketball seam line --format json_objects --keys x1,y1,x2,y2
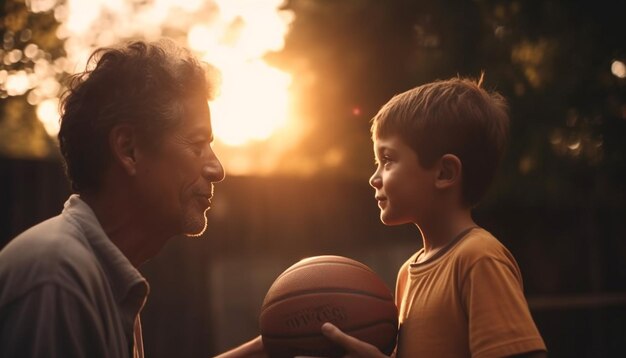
[
  {"x1": 261, "y1": 319, "x2": 398, "y2": 340},
  {"x1": 261, "y1": 288, "x2": 394, "y2": 310},
  {"x1": 276, "y1": 261, "x2": 374, "y2": 281}
]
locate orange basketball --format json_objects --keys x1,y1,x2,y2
[{"x1": 260, "y1": 255, "x2": 398, "y2": 358}]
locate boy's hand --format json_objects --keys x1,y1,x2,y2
[{"x1": 320, "y1": 323, "x2": 391, "y2": 358}]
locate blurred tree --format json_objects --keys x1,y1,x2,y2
[
  {"x1": 269, "y1": 0, "x2": 423, "y2": 178},
  {"x1": 274, "y1": 0, "x2": 626, "y2": 205},
  {"x1": 0, "y1": 0, "x2": 66, "y2": 159}
]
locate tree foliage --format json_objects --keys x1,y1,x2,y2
[
  {"x1": 273, "y1": 0, "x2": 625, "y2": 206},
  {"x1": 0, "y1": 0, "x2": 66, "y2": 159}
]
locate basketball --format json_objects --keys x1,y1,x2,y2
[{"x1": 259, "y1": 255, "x2": 398, "y2": 358}]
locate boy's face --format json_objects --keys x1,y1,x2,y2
[{"x1": 369, "y1": 134, "x2": 438, "y2": 226}]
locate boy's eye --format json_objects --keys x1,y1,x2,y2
[{"x1": 375, "y1": 156, "x2": 392, "y2": 166}]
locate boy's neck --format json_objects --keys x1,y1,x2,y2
[{"x1": 417, "y1": 208, "x2": 477, "y2": 262}]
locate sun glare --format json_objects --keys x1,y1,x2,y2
[
  {"x1": 192, "y1": 0, "x2": 294, "y2": 146},
  {"x1": 19, "y1": 0, "x2": 297, "y2": 172},
  {"x1": 209, "y1": 63, "x2": 291, "y2": 146}
]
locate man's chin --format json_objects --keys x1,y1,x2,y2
[
  {"x1": 182, "y1": 210, "x2": 209, "y2": 238},
  {"x1": 184, "y1": 229, "x2": 206, "y2": 238}
]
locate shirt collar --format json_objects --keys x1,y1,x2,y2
[{"x1": 62, "y1": 194, "x2": 149, "y2": 309}]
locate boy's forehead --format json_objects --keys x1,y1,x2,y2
[
  {"x1": 373, "y1": 133, "x2": 404, "y2": 147},
  {"x1": 373, "y1": 134, "x2": 418, "y2": 156}
]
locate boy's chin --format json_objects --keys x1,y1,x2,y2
[{"x1": 380, "y1": 213, "x2": 410, "y2": 226}]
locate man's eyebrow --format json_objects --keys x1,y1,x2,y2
[{"x1": 193, "y1": 125, "x2": 212, "y2": 139}]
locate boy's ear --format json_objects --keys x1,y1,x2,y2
[
  {"x1": 109, "y1": 124, "x2": 139, "y2": 176},
  {"x1": 435, "y1": 154, "x2": 462, "y2": 189}
]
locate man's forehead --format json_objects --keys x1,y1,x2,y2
[
  {"x1": 179, "y1": 98, "x2": 213, "y2": 132},
  {"x1": 185, "y1": 117, "x2": 213, "y2": 137},
  {"x1": 185, "y1": 96, "x2": 211, "y2": 116}
]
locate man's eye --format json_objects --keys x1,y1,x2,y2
[{"x1": 192, "y1": 141, "x2": 206, "y2": 155}]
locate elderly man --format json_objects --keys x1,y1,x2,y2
[{"x1": 0, "y1": 40, "x2": 263, "y2": 357}]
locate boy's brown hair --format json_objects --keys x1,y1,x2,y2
[{"x1": 371, "y1": 77, "x2": 510, "y2": 207}]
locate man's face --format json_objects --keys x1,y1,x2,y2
[
  {"x1": 135, "y1": 97, "x2": 225, "y2": 238},
  {"x1": 369, "y1": 134, "x2": 437, "y2": 226}
]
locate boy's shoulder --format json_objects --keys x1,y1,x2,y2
[
  {"x1": 398, "y1": 228, "x2": 519, "y2": 277},
  {"x1": 452, "y1": 227, "x2": 518, "y2": 269}
]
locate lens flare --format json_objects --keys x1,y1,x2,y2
[{"x1": 611, "y1": 60, "x2": 626, "y2": 79}]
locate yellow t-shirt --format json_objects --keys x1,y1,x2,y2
[{"x1": 395, "y1": 228, "x2": 546, "y2": 358}]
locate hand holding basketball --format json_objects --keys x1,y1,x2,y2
[
  {"x1": 259, "y1": 255, "x2": 398, "y2": 358},
  {"x1": 321, "y1": 323, "x2": 390, "y2": 358}
]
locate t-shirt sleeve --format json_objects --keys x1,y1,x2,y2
[
  {"x1": 461, "y1": 257, "x2": 546, "y2": 358},
  {"x1": 0, "y1": 282, "x2": 108, "y2": 358}
]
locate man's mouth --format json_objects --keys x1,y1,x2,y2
[{"x1": 195, "y1": 194, "x2": 212, "y2": 208}]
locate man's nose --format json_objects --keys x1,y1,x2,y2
[{"x1": 202, "y1": 154, "x2": 225, "y2": 183}]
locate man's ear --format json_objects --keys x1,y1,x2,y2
[
  {"x1": 109, "y1": 124, "x2": 138, "y2": 176},
  {"x1": 435, "y1": 154, "x2": 462, "y2": 189}
]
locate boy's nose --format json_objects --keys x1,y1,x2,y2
[{"x1": 369, "y1": 173, "x2": 382, "y2": 189}]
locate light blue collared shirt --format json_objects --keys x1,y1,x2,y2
[{"x1": 0, "y1": 195, "x2": 149, "y2": 358}]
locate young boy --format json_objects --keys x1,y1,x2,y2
[{"x1": 322, "y1": 77, "x2": 547, "y2": 357}]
